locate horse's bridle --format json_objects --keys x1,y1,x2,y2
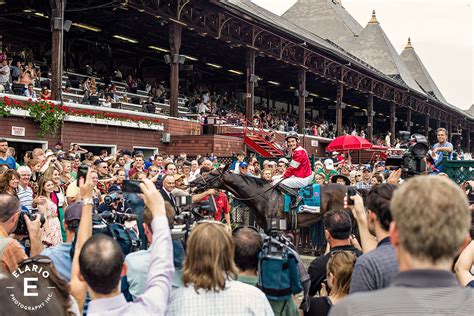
[{"x1": 192, "y1": 168, "x2": 225, "y2": 191}]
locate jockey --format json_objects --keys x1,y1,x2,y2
[{"x1": 274, "y1": 131, "x2": 313, "y2": 207}]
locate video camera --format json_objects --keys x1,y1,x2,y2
[
  {"x1": 13, "y1": 210, "x2": 46, "y2": 236},
  {"x1": 266, "y1": 218, "x2": 287, "y2": 235},
  {"x1": 96, "y1": 211, "x2": 137, "y2": 225},
  {"x1": 90, "y1": 211, "x2": 141, "y2": 255},
  {"x1": 104, "y1": 192, "x2": 120, "y2": 205},
  {"x1": 385, "y1": 131, "x2": 430, "y2": 177},
  {"x1": 171, "y1": 195, "x2": 218, "y2": 243}
]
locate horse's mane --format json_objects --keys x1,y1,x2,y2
[{"x1": 233, "y1": 173, "x2": 272, "y2": 186}]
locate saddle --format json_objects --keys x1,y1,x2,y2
[{"x1": 283, "y1": 184, "x2": 321, "y2": 214}]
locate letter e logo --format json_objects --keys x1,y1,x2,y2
[{"x1": 24, "y1": 277, "x2": 38, "y2": 296}]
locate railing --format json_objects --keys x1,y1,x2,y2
[
  {"x1": 439, "y1": 157, "x2": 474, "y2": 184},
  {"x1": 242, "y1": 118, "x2": 285, "y2": 156}
]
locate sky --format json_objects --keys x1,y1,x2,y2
[{"x1": 252, "y1": 0, "x2": 473, "y2": 110}]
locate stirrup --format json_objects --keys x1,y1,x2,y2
[{"x1": 291, "y1": 195, "x2": 303, "y2": 208}]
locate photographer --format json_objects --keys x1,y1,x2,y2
[
  {"x1": 40, "y1": 151, "x2": 63, "y2": 175},
  {"x1": 97, "y1": 185, "x2": 128, "y2": 214},
  {"x1": 0, "y1": 194, "x2": 43, "y2": 273}
]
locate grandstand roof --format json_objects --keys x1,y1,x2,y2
[
  {"x1": 346, "y1": 11, "x2": 425, "y2": 95},
  {"x1": 467, "y1": 105, "x2": 474, "y2": 116},
  {"x1": 220, "y1": 0, "x2": 344, "y2": 53},
  {"x1": 281, "y1": 0, "x2": 362, "y2": 50},
  {"x1": 400, "y1": 38, "x2": 448, "y2": 103}
]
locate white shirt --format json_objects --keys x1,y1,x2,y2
[
  {"x1": 167, "y1": 278, "x2": 274, "y2": 315},
  {"x1": 0, "y1": 65, "x2": 9, "y2": 84},
  {"x1": 190, "y1": 169, "x2": 200, "y2": 179},
  {"x1": 197, "y1": 102, "x2": 209, "y2": 114}
]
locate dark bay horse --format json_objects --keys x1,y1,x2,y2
[{"x1": 193, "y1": 169, "x2": 348, "y2": 232}]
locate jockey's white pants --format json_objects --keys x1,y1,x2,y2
[{"x1": 273, "y1": 174, "x2": 314, "y2": 188}]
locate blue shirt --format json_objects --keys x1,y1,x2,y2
[
  {"x1": 23, "y1": 89, "x2": 37, "y2": 98},
  {"x1": 0, "y1": 156, "x2": 16, "y2": 170},
  {"x1": 41, "y1": 243, "x2": 72, "y2": 281},
  {"x1": 125, "y1": 239, "x2": 184, "y2": 299},
  {"x1": 433, "y1": 141, "x2": 453, "y2": 171},
  {"x1": 10, "y1": 66, "x2": 21, "y2": 77}
]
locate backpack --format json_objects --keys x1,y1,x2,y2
[
  {"x1": 105, "y1": 223, "x2": 141, "y2": 255},
  {"x1": 71, "y1": 218, "x2": 141, "y2": 258},
  {"x1": 257, "y1": 236, "x2": 303, "y2": 301}
]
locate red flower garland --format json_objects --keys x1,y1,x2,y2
[{"x1": 1, "y1": 96, "x2": 162, "y2": 126}]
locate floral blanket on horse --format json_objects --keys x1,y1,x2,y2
[{"x1": 283, "y1": 184, "x2": 321, "y2": 214}]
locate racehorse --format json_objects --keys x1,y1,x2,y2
[{"x1": 192, "y1": 166, "x2": 349, "y2": 232}]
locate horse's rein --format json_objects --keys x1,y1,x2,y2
[
  {"x1": 195, "y1": 170, "x2": 282, "y2": 201},
  {"x1": 224, "y1": 177, "x2": 283, "y2": 201}
]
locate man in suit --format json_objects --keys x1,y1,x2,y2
[
  {"x1": 330, "y1": 176, "x2": 474, "y2": 316},
  {"x1": 160, "y1": 175, "x2": 177, "y2": 211}
]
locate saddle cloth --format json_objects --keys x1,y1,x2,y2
[{"x1": 283, "y1": 184, "x2": 321, "y2": 214}]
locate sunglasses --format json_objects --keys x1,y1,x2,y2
[{"x1": 20, "y1": 257, "x2": 52, "y2": 266}]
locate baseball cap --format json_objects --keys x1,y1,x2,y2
[
  {"x1": 363, "y1": 165, "x2": 372, "y2": 172},
  {"x1": 324, "y1": 159, "x2": 334, "y2": 170},
  {"x1": 108, "y1": 184, "x2": 122, "y2": 193},
  {"x1": 240, "y1": 161, "x2": 249, "y2": 168},
  {"x1": 64, "y1": 202, "x2": 83, "y2": 222},
  {"x1": 45, "y1": 151, "x2": 55, "y2": 158},
  {"x1": 278, "y1": 158, "x2": 289, "y2": 164},
  {"x1": 268, "y1": 161, "x2": 277, "y2": 166}
]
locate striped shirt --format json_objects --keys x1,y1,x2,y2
[
  {"x1": 17, "y1": 185, "x2": 33, "y2": 213},
  {"x1": 330, "y1": 270, "x2": 474, "y2": 316},
  {"x1": 349, "y1": 237, "x2": 399, "y2": 293}
]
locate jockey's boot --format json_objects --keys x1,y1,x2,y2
[{"x1": 277, "y1": 183, "x2": 303, "y2": 208}]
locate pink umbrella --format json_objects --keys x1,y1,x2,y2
[{"x1": 326, "y1": 135, "x2": 372, "y2": 152}]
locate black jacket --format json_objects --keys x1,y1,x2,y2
[{"x1": 308, "y1": 244, "x2": 363, "y2": 296}]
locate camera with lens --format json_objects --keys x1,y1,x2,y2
[
  {"x1": 385, "y1": 132, "x2": 430, "y2": 178},
  {"x1": 104, "y1": 192, "x2": 120, "y2": 205},
  {"x1": 172, "y1": 195, "x2": 218, "y2": 244},
  {"x1": 13, "y1": 210, "x2": 46, "y2": 235},
  {"x1": 266, "y1": 218, "x2": 287, "y2": 235},
  {"x1": 96, "y1": 211, "x2": 137, "y2": 225}
]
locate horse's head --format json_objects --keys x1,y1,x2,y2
[{"x1": 189, "y1": 164, "x2": 229, "y2": 192}]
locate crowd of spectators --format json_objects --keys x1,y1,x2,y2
[{"x1": 1, "y1": 136, "x2": 474, "y2": 315}]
